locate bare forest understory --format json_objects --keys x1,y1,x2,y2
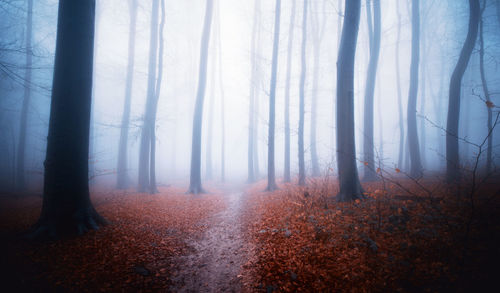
[{"x1": 1, "y1": 177, "x2": 499, "y2": 292}]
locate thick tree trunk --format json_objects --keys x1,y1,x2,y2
[
  {"x1": 188, "y1": 0, "x2": 214, "y2": 194},
  {"x1": 362, "y1": 0, "x2": 381, "y2": 181},
  {"x1": 478, "y1": 2, "x2": 492, "y2": 174},
  {"x1": 16, "y1": 0, "x2": 33, "y2": 191},
  {"x1": 283, "y1": 0, "x2": 296, "y2": 183},
  {"x1": 138, "y1": 0, "x2": 159, "y2": 192},
  {"x1": 30, "y1": 0, "x2": 106, "y2": 238},
  {"x1": 407, "y1": 0, "x2": 423, "y2": 179},
  {"x1": 116, "y1": 0, "x2": 138, "y2": 190},
  {"x1": 446, "y1": 0, "x2": 480, "y2": 183},
  {"x1": 396, "y1": 0, "x2": 404, "y2": 169},
  {"x1": 298, "y1": 0, "x2": 308, "y2": 186},
  {"x1": 248, "y1": 0, "x2": 261, "y2": 183},
  {"x1": 149, "y1": 0, "x2": 166, "y2": 194},
  {"x1": 336, "y1": 0, "x2": 364, "y2": 202},
  {"x1": 266, "y1": 0, "x2": 281, "y2": 191}
]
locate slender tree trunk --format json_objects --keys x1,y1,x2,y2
[
  {"x1": 331, "y1": 0, "x2": 342, "y2": 164},
  {"x1": 396, "y1": 0, "x2": 404, "y2": 170},
  {"x1": 138, "y1": 0, "x2": 159, "y2": 192},
  {"x1": 298, "y1": 0, "x2": 308, "y2": 186},
  {"x1": 336, "y1": 0, "x2": 364, "y2": 202},
  {"x1": 205, "y1": 44, "x2": 215, "y2": 180},
  {"x1": 16, "y1": 0, "x2": 33, "y2": 191},
  {"x1": 248, "y1": 0, "x2": 261, "y2": 183},
  {"x1": 216, "y1": 2, "x2": 225, "y2": 182},
  {"x1": 266, "y1": 0, "x2": 281, "y2": 191},
  {"x1": 446, "y1": 0, "x2": 480, "y2": 183},
  {"x1": 407, "y1": 0, "x2": 423, "y2": 178},
  {"x1": 419, "y1": 14, "x2": 427, "y2": 168},
  {"x1": 362, "y1": 0, "x2": 381, "y2": 181},
  {"x1": 116, "y1": 0, "x2": 138, "y2": 190},
  {"x1": 283, "y1": 0, "x2": 296, "y2": 183},
  {"x1": 30, "y1": 0, "x2": 106, "y2": 238},
  {"x1": 188, "y1": 0, "x2": 214, "y2": 194},
  {"x1": 149, "y1": 0, "x2": 166, "y2": 194},
  {"x1": 479, "y1": 1, "x2": 492, "y2": 174}
]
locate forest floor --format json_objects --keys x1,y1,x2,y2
[{"x1": 1, "y1": 176, "x2": 499, "y2": 292}]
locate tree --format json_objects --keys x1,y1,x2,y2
[
  {"x1": 310, "y1": 0, "x2": 327, "y2": 177},
  {"x1": 283, "y1": 0, "x2": 296, "y2": 183},
  {"x1": 407, "y1": 0, "x2": 423, "y2": 179},
  {"x1": 116, "y1": 0, "x2": 138, "y2": 190},
  {"x1": 215, "y1": 1, "x2": 226, "y2": 182},
  {"x1": 138, "y1": 0, "x2": 160, "y2": 193},
  {"x1": 248, "y1": 0, "x2": 261, "y2": 183},
  {"x1": 362, "y1": 0, "x2": 381, "y2": 181},
  {"x1": 188, "y1": 0, "x2": 214, "y2": 194},
  {"x1": 478, "y1": 0, "x2": 493, "y2": 174},
  {"x1": 16, "y1": 0, "x2": 33, "y2": 191},
  {"x1": 446, "y1": 0, "x2": 480, "y2": 183},
  {"x1": 266, "y1": 0, "x2": 281, "y2": 191},
  {"x1": 336, "y1": 0, "x2": 364, "y2": 202},
  {"x1": 395, "y1": 0, "x2": 404, "y2": 170},
  {"x1": 30, "y1": 0, "x2": 106, "y2": 238},
  {"x1": 298, "y1": 0, "x2": 308, "y2": 186}
]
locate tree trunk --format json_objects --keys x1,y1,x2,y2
[
  {"x1": 298, "y1": 0, "x2": 308, "y2": 186},
  {"x1": 248, "y1": 0, "x2": 261, "y2": 183},
  {"x1": 336, "y1": 0, "x2": 364, "y2": 202},
  {"x1": 396, "y1": 0, "x2": 404, "y2": 169},
  {"x1": 149, "y1": 0, "x2": 166, "y2": 194},
  {"x1": 138, "y1": 0, "x2": 159, "y2": 193},
  {"x1": 216, "y1": 1, "x2": 225, "y2": 183},
  {"x1": 30, "y1": 0, "x2": 106, "y2": 238},
  {"x1": 205, "y1": 44, "x2": 215, "y2": 181},
  {"x1": 266, "y1": 0, "x2": 281, "y2": 191},
  {"x1": 446, "y1": 0, "x2": 480, "y2": 183},
  {"x1": 188, "y1": 0, "x2": 214, "y2": 194},
  {"x1": 478, "y1": 1, "x2": 492, "y2": 174},
  {"x1": 362, "y1": 0, "x2": 381, "y2": 181},
  {"x1": 16, "y1": 0, "x2": 33, "y2": 191},
  {"x1": 283, "y1": 0, "x2": 296, "y2": 183},
  {"x1": 407, "y1": 0, "x2": 423, "y2": 179},
  {"x1": 116, "y1": 0, "x2": 138, "y2": 190},
  {"x1": 419, "y1": 13, "x2": 427, "y2": 168}
]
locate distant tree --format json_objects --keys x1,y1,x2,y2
[
  {"x1": 298, "y1": 0, "x2": 308, "y2": 186},
  {"x1": 395, "y1": 0, "x2": 404, "y2": 170},
  {"x1": 283, "y1": 0, "x2": 296, "y2": 183},
  {"x1": 248, "y1": 0, "x2": 261, "y2": 183},
  {"x1": 16, "y1": 0, "x2": 33, "y2": 191},
  {"x1": 478, "y1": 0, "x2": 493, "y2": 174},
  {"x1": 138, "y1": 0, "x2": 160, "y2": 193},
  {"x1": 446, "y1": 0, "x2": 480, "y2": 183},
  {"x1": 116, "y1": 0, "x2": 138, "y2": 190},
  {"x1": 407, "y1": 0, "x2": 423, "y2": 179},
  {"x1": 188, "y1": 0, "x2": 214, "y2": 194},
  {"x1": 266, "y1": 0, "x2": 281, "y2": 191},
  {"x1": 310, "y1": 0, "x2": 327, "y2": 177},
  {"x1": 336, "y1": 0, "x2": 364, "y2": 202},
  {"x1": 215, "y1": 1, "x2": 226, "y2": 182},
  {"x1": 362, "y1": 0, "x2": 381, "y2": 181},
  {"x1": 30, "y1": 0, "x2": 106, "y2": 238}
]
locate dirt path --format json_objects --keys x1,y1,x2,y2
[{"x1": 170, "y1": 191, "x2": 250, "y2": 292}]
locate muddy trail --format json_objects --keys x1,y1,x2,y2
[{"x1": 169, "y1": 188, "x2": 251, "y2": 292}]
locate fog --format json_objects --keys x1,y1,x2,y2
[{"x1": 1, "y1": 0, "x2": 499, "y2": 192}]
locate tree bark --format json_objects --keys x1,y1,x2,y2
[
  {"x1": 188, "y1": 0, "x2": 214, "y2": 194},
  {"x1": 216, "y1": 1, "x2": 226, "y2": 182},
  {"x1": 138, "y1": 0, "x2": 160, "y2": 192},
  {"x1": 446, "y1": 0, "x2": 480, "y2": 183},
  {"x1": 298, "y1": 0, "x2": 308, "y2": 186},
  {"x1": 407, "y1": 0, "x2": 423, "y2": 179},
  {"x1": 116, "y1": 0, "x2": 138, "y2": 190},
  {"x1": 266, "y1": 0, "x2": 281, "y2": 191},
  {"x1": 283, "y1": 0, "x2": 296, "y2": 183},
  {"x1": 16, "y1": 0, "x2": 33, "y2": 191},
  {"x1": 336, "y1": 0, "x2": 364, "y2": 202},
  {"x1": 362, "y1": 0, "x2": 381, "y2": 181},
  {"x1": 30, "y1": 0, "x2": 106, "y2": 238}
]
